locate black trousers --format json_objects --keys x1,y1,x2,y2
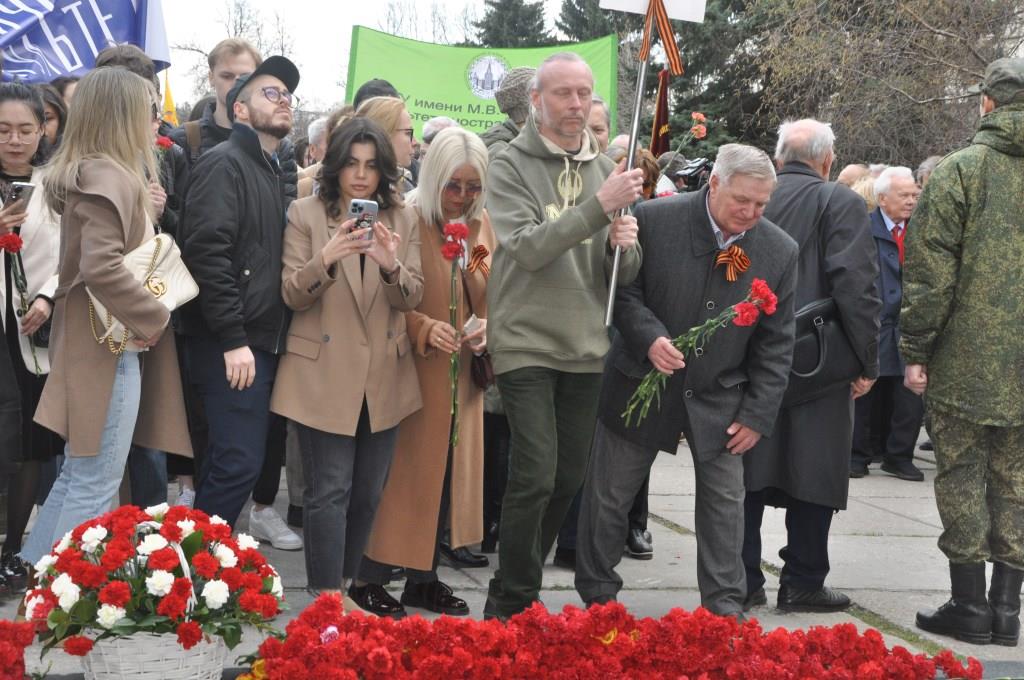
[
  {"x1": 852, "y1": 375, "x2": 924, "y2": 466},
  {"x1": 482, "y1": 412, "x2": 510, "y2": 531},
  {"x1": 743, "y1": 488, "x2": 835, "y2": 593}
]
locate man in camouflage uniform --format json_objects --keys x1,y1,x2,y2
[{"x1": 901, "y1": 57, "x2": 1024, "y2": 648}]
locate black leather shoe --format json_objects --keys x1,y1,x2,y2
[
  {"x1": 777, "y1": 585, "x2": 851, "y2": 612},
  {"x1": 743, "y1": 587, "x2": 768, "y2": 612},
  {"x1": 881, "y1": 459, "x2": 925, "y2": 482},
  {"x1": 626, "y1": 528, "x2": 653, "y2": 560},
  {"x1": 480, "y1": 521, "x2": 499, "y2": 554},
  {"x1": 439, "y1": 543, "x2": 489, "y2": 568},
  {"x1": 286, "y1": 504, "x2": 303, "y2": 528},
  {"x1": 989, "y1": 562, "x2": 1022, "y2": 647},
  {"x1": 401, "y1": 580, "x2": 469, "y2": 616},
  {"x1": 919, "y1": 440, "x2": 934, "y2": 451},
  {"x1": 0, "y1": 550, "x2": 28, "y2": 591},
  {"x1": 347, "y1": 583, "x2": 407, "y2": 619},
  {"x1": 553, "y1": 546, "x2": 576, "y2": 570},
  {"x1": 917, "y1": 562, "x2": 992, "y2": 645},
  {"x1": 849, "y1": 460, "x2": 869, "y2": 478}
]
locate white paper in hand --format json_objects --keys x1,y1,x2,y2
[{"x1": 599, "y1": 0, "x2": 707, "y2": 23}]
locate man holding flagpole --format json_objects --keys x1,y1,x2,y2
[{"x1": 483, "y1": 51, "x2": 644, "y2": 621}]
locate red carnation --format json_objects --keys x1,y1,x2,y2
[
  {"x1": 156, "y1": 135, "x2": 174, "y2": 150},
  {"x1": 171, "y1": 577, "x2": 193, "y2": 598},
  {"x1": 157, "y1": 593, "x2": 188, "y2": 620},
  {"x1": 241, "y1": 573, "x2": 264, "y2": 592},
  {"x1": 441, "y1": 241, "x2": 464, "y2": 262},
  {"x1": 191, "y1": 552, "x2": 220, "y2": 580},
  {"x1": 99, "y1": 538, "x2": 132, "y2": 571},
  {"x1": 63, "y1": 635, "x2": 94, "y2": 656},
  {"x1": 239, "y1": 548, "x2": 267, "y2": 569},
  {"x1": 749, "y1": 278, "x2": 778, "y2": 315},
  {"x1": 443, "y1": 222, "x2": 469, "y2": 241},
  {"x1": 147, "y1": 547, "x2": 180, "y2": 572},
  {"x1": 240, "y1": 589, "x2": 279, "y2": 618},
  {"x1": 0, "y1": 233, "x2": 23, "y2": 254},
  {"x1": 159, "y1": 522, "x2": 183, "y2": 543},
  {"x1": 220, "y1": 566, "x2": 243, "y2": 590},
  {"x1": 732, "y1": 301, "x2": 760, "y2": 327},
  {"x1": 98, "y1": 581, "x2": 131, "y2": 608},
  {"x1": 690, "y1": 124, "x2": 707, "y2": 140},
  {"x1": 691, "y1": 111, "x2": 707, "y2": 123},
  {"x1": 176, "y1": 621, "x2": 203, "y2": 650}
]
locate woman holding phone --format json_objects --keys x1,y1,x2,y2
[
  {"x1": 0, "y1": 83, "x2": 63, "y2": 591},
  {"x1": 270, "y1": 117, "x2": 423, "y2": 600},
  {"x1": 354, "y1": 127, "x2": 495, "y2": 617}
]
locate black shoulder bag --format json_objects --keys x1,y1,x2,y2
[{"x1": 781, "y1": 183, "x2": 863, "y2": 407}]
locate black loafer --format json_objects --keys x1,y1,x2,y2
[
  {"x1": 401, "y1": 580, "x2": 469, "y2": 616},
  {"x1": 919, "y1": 440, "x2": 934, "y2": 451},
  {"x1": 440, "y1": 543, "x2": 490, "y2": 568},
  {"x1": 347, "y1": 583, "x2": 407, "y2": 619},
  {"x1": 777, "y1": 585, "x2": 851, "y2": 612},
  {"x1": 743, "y1": 587, "x2": 768, "y2": 611},
  {"x1": 553, "y1": 546, "x2": 576, "y2": 570},
  {"x1": 881, "y1": 459, "x2": 925, "y2": 482},
  {"x1": 626, "y1": 528, "x2": 653, "y2": 560}
]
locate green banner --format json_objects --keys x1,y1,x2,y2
[{"x1": 346, "y1": 27, "x2": 618, "y2": 138}]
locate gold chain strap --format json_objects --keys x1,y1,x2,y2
[{"x1": 88, "y1": 237, "x2": 164, "y2": 355}]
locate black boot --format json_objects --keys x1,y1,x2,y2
[
  {"x1": 480, "y1": 521, "x2": 499, "y2": 554},
  {"x1": 916, "y1": 562, "x2": 993, "y2": 645},
  {"x1": 989, "y1": 562, "x2": 1023, "y2": 647}
]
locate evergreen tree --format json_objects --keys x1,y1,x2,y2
[
  {"x1": 474, "y1": 0, "x2": 555, "y2": 48},
  {"x1": 556, "y1": 0, "x2": 614, "y2": 42}
]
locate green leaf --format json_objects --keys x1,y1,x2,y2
[
  {"x1": 69, "y1": 598, "x2": 97, "y2": 625},
  {"x1": 179, "y1": 531, "x2": 204, "y2": 561},
  {"x1": 220, "y1": 622, "x2": 242, "y2": 649}
]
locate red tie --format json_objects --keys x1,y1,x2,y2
[{"x1": 892, "y1": 223, "x2": 905, "y2": 265}]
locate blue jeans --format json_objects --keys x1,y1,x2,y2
[
  {"x1": 21, "y1": 352, "x2": 141, "y2": 566},
  {"x1": 127, "y1": 445, "x2": 168, "y2": 507}
]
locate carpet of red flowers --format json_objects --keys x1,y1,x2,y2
[
  {"x1": 238, "y1": 596, "x2": 983, "y2": 680},
  {"x1": 0, "y1": 621, "x2": 34, "y2": 680}
]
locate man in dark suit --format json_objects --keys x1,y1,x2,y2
[
  {"x1": 574, "y1": 144, "x2": 798, "y2": 617},
  {"x1": 850, "y1": 167, "x2": 924, "y2": 481},
  {"x1": 743, "y1": 119, "x2": 882, "y2": 613}
]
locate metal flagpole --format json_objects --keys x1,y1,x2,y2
[{"x1": 604, "y1": 46, "x2": 649, "y2": 327}]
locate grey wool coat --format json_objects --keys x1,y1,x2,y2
[
  {"x1": 598, "y1": 187, "x2": 798, "y2": 461},
  {"x1": 744, "y1": 162, "x2": 881, "y2": 510}
]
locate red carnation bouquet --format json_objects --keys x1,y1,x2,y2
[
  {"x1": 440, "y1": 222, "x2": 469, "y2": 447},
  {"x1": 622, "y1": 278, "x2": 778, "y2": 426},
  {"x1": 24, "y1": 504, "x2": 284, "y2": 659}
]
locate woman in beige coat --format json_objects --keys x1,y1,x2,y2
[
  {"x1": 270, "y1": 118, "x2": 423, "y2": 596},
  {"x1": 355, "y1": 128, "x2": 495, "y2": 618},
  {"x1": 22, "y1": 68, "x2": 191, "y2": 568}
]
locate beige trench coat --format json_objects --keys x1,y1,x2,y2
[
  {"x1": 35, "y1": 159, "x2": 191, "y2": 457},
  {"x1": 364, "y1": 210, "x2": 496, "y2": 570}
]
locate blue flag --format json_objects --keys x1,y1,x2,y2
[{"x1": 0, "y1": 0, "x2": 170, "y2": 83}]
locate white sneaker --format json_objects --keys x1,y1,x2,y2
[
  {"x1": 173, "y1": 486, "x2": 195, "y2": 508},
  {"x1": 248, "y1": 505, "x2": 303, "y2": 551}
]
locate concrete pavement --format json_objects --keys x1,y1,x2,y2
[{"x1": 8, "y1": 434, "x2": 1024, "y2": 678}]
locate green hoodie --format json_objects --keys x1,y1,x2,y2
[
  {"x1": 485, "y1": 116, "x2": 642, "y2": 375},
  {"x1": 900, "y1": 102, "x2": 1024, "y2": 425}
]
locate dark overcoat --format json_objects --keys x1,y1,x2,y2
[
  {"x1": 870, "y1": 207, "x2": 906, "y2": 377},
  {"x1": 598, "y1": 187, "x2": 798, "y2": 461},
  {"x1": 744, "y1": 162, "x2": 880, "y2": 510}
]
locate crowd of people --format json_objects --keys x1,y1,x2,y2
[{"x1": 0, "y1": 36, "x2": 1020, "y2": 651}]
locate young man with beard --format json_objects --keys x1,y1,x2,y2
[{"x1": 179, "y1": 56, "x2": 300, "y2": 528}]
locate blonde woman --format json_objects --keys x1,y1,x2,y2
[
  {"x1": 355, "y1": 127, "x2": 495, "y2": 617},
  {"x1": 355, "y1": 96, "x2": 416, "y2": 190},
  {"x1": 21, "y1": 68, "x2": 191, "y2": 568}
]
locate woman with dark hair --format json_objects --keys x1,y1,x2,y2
[
  {"x1": 48, "y1": 75, "x2": 78, "y2": 105},
  {"x1": 36, "y1": 85, "x2": 66, "y2": 149},
  {"x1": 270, "y1": 118, "x2": 423, "y2": 600},
  {"x1": 0, "y1": 82, "x2": 63, "y2": 592}
]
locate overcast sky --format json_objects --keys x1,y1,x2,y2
[{"x1": 163, "y1": 0, "x2": 567, "y2": 112}]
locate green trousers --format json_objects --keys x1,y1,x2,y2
[
  {"x1": 486, "y1": 367, "x2": 602, "y2": 616},
  {"x1": 929, "y1": 405, "x2": 1024, "y2": 570}
]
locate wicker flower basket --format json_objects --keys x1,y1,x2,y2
[{"x1": 80, "y1": 632, "x2": 227, "y2": 680}]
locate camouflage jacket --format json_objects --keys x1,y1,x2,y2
[{"x1": 900, "y1": 102, "x2": 1024, "y2": 425}]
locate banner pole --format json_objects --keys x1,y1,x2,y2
[{"x1": 605, "y1": 53, "x2": 649, "y2": 328}]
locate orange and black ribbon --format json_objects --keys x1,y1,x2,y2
[
  {"x1": 715, "y1": 245, "x2": 750, "y2": 282},
  {"x1": 639, "y1": 0, "x2": 684, "y2": 76},
  {"x1": 467, "y1": 244, "x2": 490, "y2": 279}
]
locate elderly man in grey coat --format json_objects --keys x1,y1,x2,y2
[
  {"x1": 742, "y1": 119, "x2": 881, "y2": 613},
  {"x1": 574, "y1": 144, "x2": 799, "y2": 617}
]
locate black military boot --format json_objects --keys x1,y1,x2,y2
[
  {"x1": 916, "y1": 562, "x2": 992, "y2": 644},
  {"x1": 989, "y1": 562, "x2": 1023, "y2": 646}
]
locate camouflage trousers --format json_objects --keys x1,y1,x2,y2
[{"x1": 928, "y1": 405, "x2": 1024, "y2": 569}]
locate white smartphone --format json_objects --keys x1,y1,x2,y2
[{"x1": 346, "y1": 199, "x2": 378, "y2": 240}]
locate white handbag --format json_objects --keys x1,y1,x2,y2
[{"x1": 87, "y1": 233, "x2": 199, "y2": 354}]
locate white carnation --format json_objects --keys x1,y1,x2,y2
[
  {"x1": 96, "y1": 604, "x2": 126, "y2": 629},
  {"x1": 23, "y1": 595, "x2": 44, "y2": 620},
  {"x1": 209, "y1": 515, "x2": 228, "y2": 525},
  {"x1": 236, "y1": 533, "x2": 260, "y2": 551},
  {"x1": 54, "y1": 531, "x2": 72, "y2": 554},
  {"x1": 145, "y1": 503, "x2": 169, "y2": 520},
  {"x1": 33, "y1": 554, "x2": 58, "y2": 579},
  {"x1": 81, "y1": 525, "x2": 108, "y2": 554},
  {"x1": 176, "y1": 519, "x2": 196, "y2": 538},
  {"x1": 50, "y1": 572, "x2": 75, "y2": 597},
  {"x1": 201, "y1": 579, "x2": 230, "y2": 610},
  {"x1": 145, "y1": 570, "x2": 175, "y2": 597},
  {"x1": 137, "y1": 534, "x2": 169, "y2": 556},
  {"x1": 50, "y1": 573, "x2": 81, "y2": 612},
  {"x1": 270, "y1": 576, "x2": 283, "y2": 598},
  {"x1": 213, "y1": 544, "x2": 237, "y2": 568}
]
